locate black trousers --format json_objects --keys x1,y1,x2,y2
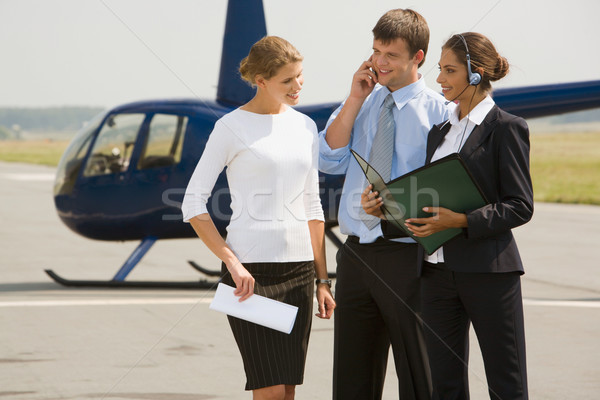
[
  {"x1": 333, "y1": 238, "x2": 431, "y2": 400},
  {"x1": 421, "y1": 262, "x2": 528, "y2": 400}
]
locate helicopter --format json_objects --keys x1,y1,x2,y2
[{"x1": 46, "y1": 0, "x2": 600, "y2": 288}]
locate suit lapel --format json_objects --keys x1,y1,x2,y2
[
  {"x1": 426, "y1": 122, "x2": 451, "y2": 163},
  {"x1": 459, "y1": 105, "x2": 499, "y2": 159}
]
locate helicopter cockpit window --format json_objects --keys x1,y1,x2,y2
[
  {"x1": 53, "y1": 110, "x2": 106, "y2": 195},
  {"x1": 83, "y1": 113, "x2": 145, "y2": 176},
  {"x1": 137, "y1": 114, "x2": 188, "y2": 170}
]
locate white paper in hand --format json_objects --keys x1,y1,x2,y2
[{"x1": 209, "y1": 283, "x2": 298, "y2": 334}]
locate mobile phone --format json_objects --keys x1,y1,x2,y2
[{"x1": 369, "y1": 67, "x2": 378, "y2": 78}]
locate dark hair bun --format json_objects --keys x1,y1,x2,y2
[{"x1": 491, "y1": 55, "x2": 509, "y2": 81}]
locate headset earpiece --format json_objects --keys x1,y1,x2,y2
[
  {"x1": 466, "y1": 54, "x2": 482, "y2": 85},
  {"x1": 457, "y1": 34, "x2": 481, "y2": 86}
]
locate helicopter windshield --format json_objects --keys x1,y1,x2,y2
[
  {"x1": 53, "y1": 111, "x2": 106, "y2": 196},
  {"x1": 83, "y1": 113, "x2": 145, "y2": 177}
]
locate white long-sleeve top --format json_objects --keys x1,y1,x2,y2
[{"x1": 181, "y1": 107, "x2": 324, "y2": 263}]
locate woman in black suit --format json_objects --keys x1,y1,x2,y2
[{"x1": 366, "y1": 32, "x2": 533, "y2": 399}]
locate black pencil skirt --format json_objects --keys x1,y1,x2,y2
[{"x1": 220, "y1": 260, "x2": 315, "y2": 391}]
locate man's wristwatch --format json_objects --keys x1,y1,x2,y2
[{"x1": 316, "y1": 278, "x2": 332, "y2": 288}]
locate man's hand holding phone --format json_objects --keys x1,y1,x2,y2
[{"x1": 349, "y1": 56, "x2": 379, "y2": 101}]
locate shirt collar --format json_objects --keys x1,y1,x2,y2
[
  {"x1": 449, "y1": 94, "x2": 495, "y2": 126},
  {"x1": 379, "y1": 74, "x2": 426, "y2": 111}
]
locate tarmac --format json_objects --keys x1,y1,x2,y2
[{"x1": 1, "y1": 160, "x2": 599, "y2": 400}]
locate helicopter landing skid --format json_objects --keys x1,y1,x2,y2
[
  {"x1": 187, "y1": 259, "x2": 339, "y2": 279},
  {"x1": 188, "y1": 260, "x2": 223, "y2": 277},
  {"x1": 45, "y1": 236, "x2": 220, "y2": 289},
  {"x1": 187, "y1": 225, "x2": 344, "y2": 279},
  {"x1": 44, "y1": 269, "x2": 217, "y2": 289}
]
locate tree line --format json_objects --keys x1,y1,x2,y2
[{"x1": 0, "y1": 107, "x2": 105, "y2": 139}]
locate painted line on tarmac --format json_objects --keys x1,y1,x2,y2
[
  {"x1": 0, "y1": 298, "x2": 212, "y2": 308},
  {"x1": 523, "y1": 299, "x2": 600, "y2": 308},
  {"x1": 0, "y1": 297, "x2": 599, "y2": 308},
  {"x1": 0, "y1": 173, "x2": 55, "y2": 181}
]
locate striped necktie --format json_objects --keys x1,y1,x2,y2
[{"x1": 361, "y1": 93, "x2": 396, "y2": 230}]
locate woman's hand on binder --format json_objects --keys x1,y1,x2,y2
[
  {"x1": 405, "y1": 207, "x2": 468, "y2": 237},
  {"x1": 228, "y1": 261, "x2": 255, "y2": 302},
  {"x1": 361, "y1": 185, "x2": 385, "y2": 219}
]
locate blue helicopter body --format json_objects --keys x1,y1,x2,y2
[{"x1": 47, "y1": 0, "x2": 600, "y2": 287}]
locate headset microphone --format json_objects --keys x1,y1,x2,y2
[
  {"x1": 444, "y1": 84, "x2": 470, "y2": 105},
  {"x1": 456, "y1": 34, "x2": 481, "y2": 86},
  {"x1": 440, "y1": 35, "x2": 481, "y2": 152},
  {"x1": 444, "y1": 34, "x2": 481, "y2": 105}
]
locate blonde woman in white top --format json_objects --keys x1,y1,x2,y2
[{"x1": 181, "y1": 36, "x2": 335, "y2": 400}]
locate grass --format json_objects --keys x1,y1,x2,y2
[
  {"x1": 530, "y1": 132, "x2": 600, "y2": 205},
  {"x1": 1, "y1": 132, "x2": 599, "y2": 205},
  {"x1": 0, "y1": 139, "x2": 69, "y2": 166}
]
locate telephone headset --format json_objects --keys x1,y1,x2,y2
[
  {"x1": 444, "y1": 34, "x2": 482, "y2": 106},
  {"x1": 456, "y1": 34, "x2": 482, "y2": 86},
  {"x1": 453, "y1": 34, "x2": 481, "y2": 151}
]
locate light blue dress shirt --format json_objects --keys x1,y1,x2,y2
[{"x1": 319, "y1": 75, "x2": 450, "y2": 243}]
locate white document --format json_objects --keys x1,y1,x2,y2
[{"x1": 209, "y1": 282, "x2": 298, "y2": 334}]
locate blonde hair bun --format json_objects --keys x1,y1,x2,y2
[{"x1": 239, "y1": 36, "x2": 303, "y2": 86}]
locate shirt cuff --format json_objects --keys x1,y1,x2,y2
[
  {"x1": 318, "y1": 131, "x2": 350, "y2": 162},
  {"x1": 306, "y1": 210, "x2": 325, "y2": 222},
  {"x1": 181, "y1": 203, "x2": 208, "y2": 223}
]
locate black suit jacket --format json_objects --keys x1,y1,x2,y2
[{"x1": 418, "y1": 105, "x2": 534, "y2": 275}]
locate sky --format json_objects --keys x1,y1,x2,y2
[{"x1": 1, "y1": 0, "x2": 599, "y2": 109}]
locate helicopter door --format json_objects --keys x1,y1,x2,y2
[
  {"x1": 130, "y1": 114, "x2": 190, "y2": 230},
  {"x1": 75, "y1": 113, "x2": 147, "y2": 220},
  {"x1": 136, "y1": 114, "x2": 188, "y2": 171}
]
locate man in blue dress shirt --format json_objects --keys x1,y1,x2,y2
[{"x1": 319, "y1": 9, "x2": 449, "y2": 400}]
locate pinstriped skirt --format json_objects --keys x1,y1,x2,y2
[{"x1": 220, "y1": 260, "x2": 315, "y2": 390}]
